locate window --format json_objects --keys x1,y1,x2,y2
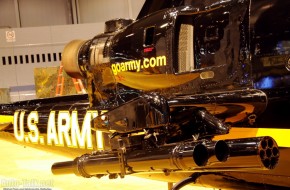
[
  {"x1": 0, "y1": 52, "x2": 62, "y2": 65},
  {"x1": 2, "y1": 57, "x2": 6, "y2": 65},
  {"x1": 20, "y1": 55, "x2": 23, "y2": 64},
  {"x1": 205, "y1": 26, "x2": 219, "y2": 42},
  {"x1": 8, "y1": 56, "x2": 12, "y2": 65},
  {"x1": 14, "y1": 56, "x2": 18, "y2": 64},
  {"x1": 18, "y1": 0, "x2": 73, "y2": 27},
  {"x1": 25, "y1": 55, "x2": 29, "y2": 63},
  {"x1": 36, "y1": 54, "x2": 40, "y2": 63},
  {"x1": 42, "y1": 54, "x2": 46, "y2": 62},
  {"x1": 144, "y1": 26, "x2": 155, "y2": 46},
  {"x1": 59, "y1": 52, "x2": 62, "y2": 61},
  {"x1": 31, "y1": 54, "x2": 34, "y2": 63},
  {"x1": 47, "y1": 53, "x2": 51, "y2": 62},
  {"x1": 53, "y1": 53, "x2": 57, "y2": 61}
]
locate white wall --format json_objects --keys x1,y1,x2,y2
[
  {"x1": 0, "y1": 0, "x2": 18, "y2": 28},
  {"x1": 78, "y1": 0, "x2": 145, "y2": 23},
  {"x1": 79, "y1": 0, "x2": 130, "y2": 23},
  {"x1": 18, "y1": 0, "x2": 72, "y2": 27},
  {"x1": 0, "y1": 23, "x2": 104, "y2": 101},
  {"x1": 0, "y1": 0, "x2": 146, "y2": 101},
  {"x1": 0, "y1": 0, "x2": 145, "y2": 28},
  {"x1": 130, "y1": 0, "x2": 146, "y2": 19}
]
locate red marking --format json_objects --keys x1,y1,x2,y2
[
  {"x1": 116, "y1": 75, "x2": 125, "y2": 81},
  {"x1": 144, "y1": 47, "x2": 154, "y2": 53}
]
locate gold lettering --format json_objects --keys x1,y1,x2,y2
[
  {"x1": 121, "y1": 62, "x2": 126, "y2": 72},
  {"x1": 143, "y1": 58, "x2": 150, "y2": 68},
  {"x1": 57, "y1": 111, "x2": 72, "y2": 147},
  {"x1": 27, "y1": 111, "x2": 39, "y2": 143},
  {"x1": 13, "y1": 110, "x2": 108, "y2": 150},
  {"x1": 13, "y1": 111, "x2": 24, "y2": 141},
  {"x1": 71, "y1": 111, "x2": 93, "y2": 149},
  {"x1": 135, "y1": 60, "x2": 141, "y2": 72},
  {"x1": 131, "y1": 60, "x2": 136, "y2": 70},
  {"x1": 156, "y1": 56, "x2": 166, "y2": 66},
  {"x1": 125, "y1": 61, "x2": 132, "y2": 70},
  {"x1": 111, "y1": 56, "x2": 166, "y2": 75},
  {"x1": 116, "y1": 64, "x2": 120, "y2": 73},
  {"x1": 47, "y1": 111, "x2": 59, "y2": 145},
  {"x1": 150, "y1": 57, "x2": 156, "y2": 67},
  {"x1": 111, "y1": 64, "x2": 117, "y2": 75}
]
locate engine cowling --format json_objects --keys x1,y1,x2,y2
[
  {"x1": 61, "y1": 18, "x2": 133, "y2": 79},
  {"x1": 62, "y1": 39, "x2": 90, "y2": 79}
]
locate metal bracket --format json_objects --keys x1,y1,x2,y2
[{"x1": 117, "y1": 139, "x2": 127, "y2": 178}]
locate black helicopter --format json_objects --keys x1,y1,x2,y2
[{"x1": 1, "y1": 0, "x2": 290, "y2": 189}]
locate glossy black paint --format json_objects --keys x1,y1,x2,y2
[
  {"x1": 110, "y1": 0, "x2": 251, "y2": 95},
  {"x1": 0, "y1": 0, "x2": 290, "y2": 189},
  {"x1": 51, "y1": 136, "x2": 279, "y2": 177}
]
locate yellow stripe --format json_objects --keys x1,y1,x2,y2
[
  {"x1": 0, "y1": 115, "x2": 13, "y2": 124},
  {"x1": 214, "y1": 127, "x2": 290, "y2": 147},
  {"x1": 2, "y1": 114, "x2": 290, "y2": 147},
  {"x1": 256, "y1": 128, "x2": 290, "y2": 148}
]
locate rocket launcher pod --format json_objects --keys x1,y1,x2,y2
[{"x1": 51, "y1": 136, "x2": 279, "y2": 178}]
